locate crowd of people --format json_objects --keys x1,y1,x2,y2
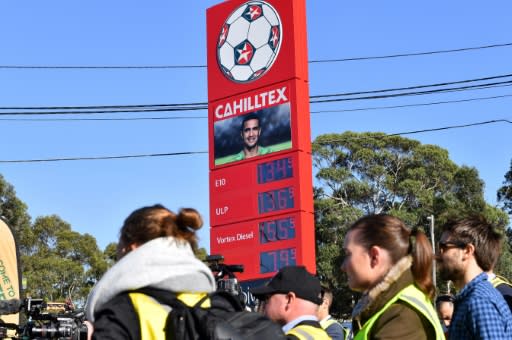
[{"x1": 83, "y1": 204, "x2": 512, "y2": 339}]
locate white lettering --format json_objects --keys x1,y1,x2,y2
[
  {"x1": 233, "y1": 99, "x2": 243, "y2": 115},
  {"x1": 276, "y1": 87, "x2": 288, "y2": 102},
  {"x1": 216, "y1": 236, "x2": 236, "y2": 244},
  {"x1": 215, "y1": 178, "x2": 226, "y2": 187},
  {"x1": 236, "y1": 231, "x2": 254, "y2": 240},
  {"x1": 224, "y1": 103, "x2": 233, "y2": 117},
  {"x1": 246, "y1": 96, "x2": 254, "y2": 111},
  {"x1": 268, "y1": 89, "x2": 276, "y2": 105},
  {"x1": 215, "y1": 105, "x2": 224, "y2": 119},
  {"x1": 216, "y1": 231, "x2": 254, "y2": 245},
  {"x1": 259, "y1": 91, "x2": 268, "y2": 107},
  {"x1": 254, "y1": 92, "x2": 261, "y2": 109},
  {"x1": 213, "y1": 86, "x2": 288, "y2": 119},
  {"x1": 215, "y1": 206, "x2": 229, "y2": 215}
]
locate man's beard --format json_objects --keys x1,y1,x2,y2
[{"x1": 438, "y1": 261, "x2": 464, "y2": 282}]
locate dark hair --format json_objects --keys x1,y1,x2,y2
[
  {"x1": 119, "y1": 204, "x2": 203, "y2": 251},
  {"x1": 320, "y1": 285, "x2": 334, "y2": 306},
  {"x1": 441, "y1": 215, "x2": 502, "y2": 271},
  {"x1": 435, "y1": 294, "x2": 455, "y2": 308},
  {"x1": 349, "y1": 214, "x2": 435, "y2": 297},
  {"x1": 241, "y1": 113, "x2": 260, "y2": 131}
]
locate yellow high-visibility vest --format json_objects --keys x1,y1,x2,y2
[
  {"x1": 353, "y1": 284, "x2": 444, "y2": 340},
  {"x1": 129, "y1": 292, "x2": 208, "y2": 340}
]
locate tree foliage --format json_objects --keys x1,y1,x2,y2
[
  {"x1": 0, "y1": 174, "x2": 32, "y2": 253},
  {"x1": 0, "y1": 175, "x2": 111, "y2": 305},
  {"x1": 498, "y1": 159, "x2": 512, "y2": 214},
  {"x1": 312, "y1": 132, "x2": 510, "y2": 317},
  {"x1": 21, "y1": 215, "x2": 110, "y2": 304}
]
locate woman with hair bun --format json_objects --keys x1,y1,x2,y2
[
  {"x1": 342, "y1": 214, "x2": 444, "y2": 340},
  {"x1": 85, "y1": 204, "x2": 216, "y2": 339}
]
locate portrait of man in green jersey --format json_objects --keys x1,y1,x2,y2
[{"x1": 214, "y1": 103, "x2": 292, "y2": 166}]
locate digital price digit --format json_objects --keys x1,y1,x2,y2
[
  {"x1": 258, "y1": 187, "x2": 294, "y2": 214},
  {"x1": 260, "y1": 248, "x2": 297, "y2": 274},
  {"x1": 259, "y1": 217, "x2": 296, "y2": 243},
  {"x1": 257, "y1": 157, "x2": 293, "y2": 184}
]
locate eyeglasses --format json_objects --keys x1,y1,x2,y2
[{"x1": 438, "y1": 240, "x2": 467, "y2": 253}]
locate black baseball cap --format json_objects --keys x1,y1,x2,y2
[{"x1": 251, "y1": 266, "x2": 323, "y2": 305}]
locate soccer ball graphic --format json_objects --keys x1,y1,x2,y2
[{"x1": 217, "y1": 1, "x2": 282, "y2": 83}]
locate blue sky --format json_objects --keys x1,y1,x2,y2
[{"x1": 1, "y1": 1, "x2": 511, "y2": 251}]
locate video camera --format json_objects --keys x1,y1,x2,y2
[
  {"x1": 206, "y1": 254, "x2": 245, "y2": 304},
  {"x1": 0, "y1": 297, "x2": 87, "y2": 340}
]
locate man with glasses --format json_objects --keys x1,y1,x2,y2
[
  {"x1": 251, "y1": 266, "x2": 330, "y2": 340},
  {"x1": 437, "y1": 216, "x2": 512, "y2": 339}
]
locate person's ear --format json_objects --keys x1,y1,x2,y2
[
  {"x1": 462, "y1": 243, "x2": 475, "y2": 259},
  {"x1": 369, "y1": 246, "x2": 381, "y2": 268},
  {"x1": 285, "y1": 292, "x2": 295, "y2": 309}
]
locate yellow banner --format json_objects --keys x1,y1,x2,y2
[{"x1": 0, "y1": 219, "x2": 20, "y2": 325}]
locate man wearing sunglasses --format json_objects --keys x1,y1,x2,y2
[{"x1": 437, "y1": 216, "x2": 512, "y2": 339}]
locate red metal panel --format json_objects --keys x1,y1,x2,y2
[
  {"x1": 206, "y1": 0, "x2": 308, "y2": 102},
  {"x1": 208, "y1": 79, "x2": 311, "y2": 170},
  {"x1": 210, "y1": 211, "x2": 315, "y2": 281},
  {"x1": 207, "y1": 0, "x2": 314, "y2": 280},
  {"x1": 210, "y1": 151, "x2": 313, "y2": 226}
]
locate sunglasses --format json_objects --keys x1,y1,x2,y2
[{"x1": 438, "y1": 240, "x2": 467, "y2": 252}]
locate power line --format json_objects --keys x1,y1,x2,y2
[
  {"x1": 2, "y1": 93, "x2": 512, "y2": 122},
  {"x1": 388, "y1": 119, "x2": 512, "y2": 136},
  {"x1": 0, "y1": 116, "x2": 207, "y2": 122},
  {"x1": 310, "y1": 93, "x2": 512, "y2": 114},
  {"x1": 0, "y1": 151, "x2": 208, "y2": 163},
  {"x1": 0, "y1": 103, "x2": 206, "y2": 110},
  {"x1": 309, "y1": 42, "x2": 512, "y2": 64},
  {"x1": 314, "y1": 119, "x2": 512, "y2": 144},
  {"x1": 1, "y1": 75, "x2": 512, "y2": 116},
  {"x1": 309, "y1": 81, "x2": 512, "y2": 104},
  {"x1": 1, "y1": 119, "x2": 510, "y2": 163},
  {"x1": 309, "y1": 73, "x2": 512, "y2": 99},
  {"x1": 0, "y1": 42, "x2": 510, "y2": 69},
  {"x1": 0, "y1": 107, "x2": 207, "y2": 116}
]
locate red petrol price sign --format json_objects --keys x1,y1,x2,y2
[{"x1": 207, "y1": 0, "x2": 314, "y2": 280}]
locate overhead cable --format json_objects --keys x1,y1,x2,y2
[
  {"x1": 0, "y1": 42, "x2": 511, "y2": 69},
  {"x1": 1, "y1": 75, "x2": 512, "y2": 115},
  {"x1": 309, "y1": 73, "x2": 512, "y2": 99},
  {"x1": 309, "y1": 81, "x2": 512, "y2": 104},
  {"x1": 2, "y1": 93, "x2": 512, "y2": 122},
  {"x1": 1, "y1": 119, "x2": 510, "y2": 163},
  {"x1": 0, "y1": 151, "x2": 208, "y2": 163},
  {"x1": 310, "y1": 93, "x2": 512, "y2": 114}
]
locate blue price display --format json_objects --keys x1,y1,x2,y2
[
  {"x1": 259, "y1": 217, "x2": 296, "y2": 244},
  {"x1": 258, "y1": 187, "x2": 294, "y2": 214},
  {"x1": 257, "y1": 157, "x2": 293, "y2": 184},
  {"x1": 260, "y1": 248, "x2": 297, "y2": 274}
]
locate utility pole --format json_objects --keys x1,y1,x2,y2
[{"x1": 427, "y1": 215, "x2": 436, "y2": 289}]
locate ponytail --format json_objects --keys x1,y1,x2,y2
[{"x1": 409, "y1": 228, "x2": 434, "y2": 298}]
